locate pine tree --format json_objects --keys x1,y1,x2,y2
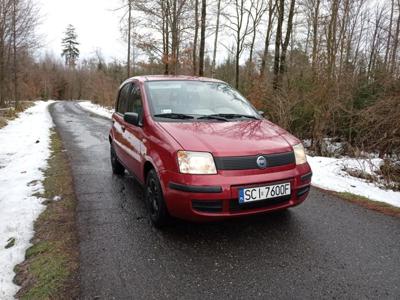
[{"x1": 61, "y1": 24, "x2": 80, "y2": 68}]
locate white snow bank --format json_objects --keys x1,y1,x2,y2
[
  {"x1": 78, "y1": 101, "x2": 114, "y2": 119},
  {"x1": 308, "y1": 155, "x2": 400, "y2": 208},
  {"x1": 0, "y1": 101, "x2": 54, "y2": 299}
]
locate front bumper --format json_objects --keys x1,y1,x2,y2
[{"x1": 159, "y1": 163, "x2": 312, "y2": 221}]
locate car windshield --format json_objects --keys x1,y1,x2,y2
[{"x1": 145, "y1": 81, "x2": 260, "y2": 120}]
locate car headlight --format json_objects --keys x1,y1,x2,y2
[
  {"x1": 293, "y1": 143, "x2": 307, "y2": 165},
  {"x1": 177, "y1": 151, "x2": 217, "y2": 174}
]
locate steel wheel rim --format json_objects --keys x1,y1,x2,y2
[
  {"x1": 111, "y1": 148, "x2": 117, "y2": 165},
  {"x1": 147, "y1": 177, "x2": 159, "y2": 218}
]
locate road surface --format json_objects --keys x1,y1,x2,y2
[{"x1": 50, "y1": 101, "x2": 400, "y2": 299}]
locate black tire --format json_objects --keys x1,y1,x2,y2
[
  {"x1": 110, "y1": 144, "x2": 125, "y2": 175},
  {"x1": 145, "y1": 169, "x2": 170, "y2": 228}
]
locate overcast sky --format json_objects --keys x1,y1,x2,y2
[{"x1": 38, "y1": 0, "x2": 126, "y2": 62}]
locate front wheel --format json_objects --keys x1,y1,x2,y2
[{"x1": 145, "y1": 169, "x2": 170, "y2": 228}]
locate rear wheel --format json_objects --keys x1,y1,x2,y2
[
  {"x1": 145, "y1": 169, "x2": 169, "y2": 228},
  {"x1": 110, "y1": 144, "x2": 125, "y2": 175}
]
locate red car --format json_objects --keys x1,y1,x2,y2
[{"x1": 109, "y1": 76, "x2": 312, "y2": 227}]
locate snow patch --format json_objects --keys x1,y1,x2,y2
[
  {"x1": 0, "y1": 101, "x2": 54, "y2": 299},
  {"x1": 78, "y1": 101, "x2": 114, "y2": 119},
  {"x1": 308, "y1": 155, "x2": 400, "y2": 208}
]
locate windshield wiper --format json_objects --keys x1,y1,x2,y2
[
  {"x1": 197, "y1": 115, "x2": 229, "y2": 121},
  {"x1": 154, "y1": 113, "x2": 194, "y2": 119},
  {"x1": 202, "y1": 114, "x2": 259, "y2": 120}
]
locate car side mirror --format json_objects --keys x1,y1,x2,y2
[
  {"x1": 258, "y1": 111, "x2": 265, "y2": 116},
  {"x1": 124, "y1": 112, "x2": 140, "y2": 126}
]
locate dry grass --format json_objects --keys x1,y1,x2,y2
[
  {"x1": 335, "y1": 192, "x2": 400, "y2": 218},
  {"x1": 13, "y1": 130, "x2": 80, "y2": 299},
  {"x1": 0, "y1": 101, "x2": 35, "y2": 129},
  {"x1": 380, "y1": 159, "x2": 400, "y2": 191},
  {"x1": 313, "y1": 186, "x2": 400, "y2": 217}
]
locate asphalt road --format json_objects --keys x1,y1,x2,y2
[{"x1": 50, "y1": 101, "x2": 400, "y2": 299}]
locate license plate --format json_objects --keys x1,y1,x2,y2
[{"x1": 239, "y1": 182, "x2": 291, "y2": 204}]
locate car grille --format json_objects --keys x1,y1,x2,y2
[
  {"x1": 229, "y1": 195, "x2": 291, "y2": 212},
  {"x1": 192, "y1": 200, "x2": 223, "y2": 213},
  {"x1": 214, "y1": 152, "x2": 295, "y2": 170}
]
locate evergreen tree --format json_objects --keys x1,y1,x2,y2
[{"x1": 61, "y1": 24, "x2": 80, "y2": 67}]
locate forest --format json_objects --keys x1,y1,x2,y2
[{"x1": 0, "y1": 0, "x2": 399, "y2": 160}]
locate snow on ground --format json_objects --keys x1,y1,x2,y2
[
  {"x1": 0, "y1": 101, "x2": 54, "y2": 299},
  {"x1": 79, "y1": 101, "x2": 400, "y2": 208},
  {"x1": 78, "y1": 101, "x2": 114, "y2": 119},
  {"x1": 308, "y1": 156, "x2": 400, "y2": 207}
]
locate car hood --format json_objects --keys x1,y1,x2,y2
[{"x1": 158, "y1": 120, "x2": 296, "y2": 156}]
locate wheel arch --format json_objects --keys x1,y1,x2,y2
[{"x1": 143, "y1": 160, "x2": 155, "y2": 182}]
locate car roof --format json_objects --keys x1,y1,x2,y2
[{"x1": 120, "y1": 75, "x2": 226, "y2": 88}]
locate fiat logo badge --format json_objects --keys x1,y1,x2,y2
[{"x1": 256, "y1": 156, "x2": 267, "y2": 169}]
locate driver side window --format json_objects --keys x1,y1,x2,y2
[
  {"x1": 117, "y1": 83, "x2": 132, "y2": 114},
  {"x1": 128, "y1": 83, "x2": 143, "y2": 116}
]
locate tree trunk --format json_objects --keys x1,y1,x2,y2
[
  {"x1": 311, "y1": 0, "x2": 320, "y2": 76},
  {"x1": 193, "y1": 0, "x2": 199, "y2": 75},
  {"x1": 260, "y1": 0, "x2": 275, "y2": 77},
  {"x1": 0, "y1": 10, "x2": 5, "y2": 108},
  {"x1": 235, "y1": 40, "x2": 240, "y2": 88},
  {"x1": 390, "y1": 0, "x2": 400, "y2": 74},
  {"x1": 384, "y1": 0, "x2": 394, "y2": 68},
  {"x1": 279, "y1": 0, "x2": 295, "y2": 76},
  {"x1": 13, "y1": 0, "x2": 18, "y2": 108},
  {"x1": 272, "y1": 0, "x2": 284, "y2": 90},
  {"x1": 326, "y1": 0, "x2": 339, "y2": 78},
  {"x1": 164, "y1": 0, "x2": 170, "y2": 75},
  {"x1": 248, "y1": 28, "x2": 256, "y2": 63},
  {"x1": 171, "y1": 0, "x2": 178, "y2": 75},
  {"x1": 198, "y1": 0, "x2": 206, "y2": 76},
  {"x1": 211, "y1": 0, "x2": 221, "y2": 77},
  {"x1": 127, "y1": 0, "x2": 132, "y2": 77},
  {"x1": 368, "y1": 8, "x2": 384, "y2": 76}
]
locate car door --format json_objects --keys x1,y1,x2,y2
[
  {"x1": 121, "y1": 81, "x2": 145, "y2": 178},
  {"x1": 112, "y1": 82, "x2": 132, "y2": 167}
]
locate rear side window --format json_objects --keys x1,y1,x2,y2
[{"x1": 116, "y1": 83, "x2": 132, "y2": 114}]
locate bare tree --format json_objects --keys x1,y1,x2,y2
[
  {"x1": 211, "y1": 0, "x2": 221, "y2": 77},
  {"x1": 384, "y1": 0, "x2": 395, "y2": 67},
  {"x1": 193, "y1": 0, "x2": 199, "y2": 75},
  {"x1": 367, "y1": 6, "x2": 385, "y2": 76},
  {"x1": 326, "y1": 0, "x2": 340, "y2": 78},
  {"x1": 223, "y1": 0, "x2": 253, "y2": 88},
  {"x1": 13, "y1": 0, "x2": 18, "y2": 107},
  {"x1": 127, "y1": 0, "x2": 132, "y2": 77},
  {"x1": 0, "y1": 0, "x2": 12, "y2": 107},
  {"x1": 311, "y1": 0, "x2": 320, "y2": 75},
  {"x1": 0, "y1": 0, "x2": 38, "y2": 107},
  {"x1": 272, "y1": 0, "x2": 284, "y2": 89},
  {"x1": 260, "y1": 0, "x2": 276, "y2": 77},
  {"x1": 390, "y1": 0, "x2": 400, "y2": 74},
  {"x1": 278, "y1": 0, "x2": 295, "y2": 76},
  {"x1": 248, "y1": 0, "x2": 267, "y2": 63},
  {"x1": 198, "y1": 0, "x2": 206, "y2": 76}
]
